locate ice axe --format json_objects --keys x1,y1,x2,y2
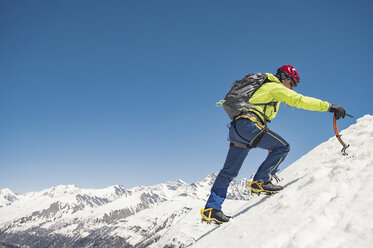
[{"x1": 333, "y1": 113, "x2": 354, "y2": 156}]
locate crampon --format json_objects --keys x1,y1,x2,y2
[
  {"x1": 249, "y1": 180, "x2": 282, "y2": 196},
  {"x1": 200, "y1": 208, "x2": 230, "y2": 226}
]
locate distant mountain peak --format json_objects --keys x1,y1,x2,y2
[
  {"x1": 0, "y1": 188, "x2": 15, "y2": 196},
  {"x1": 0, "y1": 188, "x2": 18, "y2": 208}
]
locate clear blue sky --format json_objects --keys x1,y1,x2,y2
[{"x1": 1, "y1": 0, "x2": 372, "y2": 193}]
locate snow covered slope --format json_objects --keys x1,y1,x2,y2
[{"x1": 191, "y1": 114, "x2": 373, "y2": 248}]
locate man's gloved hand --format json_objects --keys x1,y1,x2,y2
[{"x1": 329, "y1": 104, "x2": 346, "y2": 120}]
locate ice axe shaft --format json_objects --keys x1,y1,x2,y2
[{"x1": 333, "y1": 114, "x2": 353, "y2": 155}]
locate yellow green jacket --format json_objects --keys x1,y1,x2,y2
[{"x1": 249, "y1": 73, "x2": 330, "y2": 122}]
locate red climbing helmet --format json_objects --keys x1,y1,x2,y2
[{"x1": 276, "y1": 65, "x2": 300, "y2": 87}]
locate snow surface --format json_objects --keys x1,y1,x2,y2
[{"x1": 189, "y1": 115, "x2": 373, "y2": 248}]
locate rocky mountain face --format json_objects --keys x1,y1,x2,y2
[
  {"x1": 0, "y1": 189, "x2": 19, "y2": 208},
  {"x1": 0, "y1": 173, "x2": 252, "y2": 248}
]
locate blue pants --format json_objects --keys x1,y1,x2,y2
[{"x1": 205, "y1": 118, "x2": 290, "y2": 210}]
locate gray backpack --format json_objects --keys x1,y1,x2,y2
[{"x1": 221, "y1": 73, "x2": 270, "y2": 120}]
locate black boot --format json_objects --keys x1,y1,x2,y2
[
  {"x1": 201, "y1": 208, "x2": 231, "y2": 225},
  {"x1": 249, "y1": 180, "x2": 283, "y2": 195}
]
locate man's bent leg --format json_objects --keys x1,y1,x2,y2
[{"x1": 253, "y1": 130, "x2": 290, "y2": 182}]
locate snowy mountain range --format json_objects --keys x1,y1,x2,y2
[
  {"x1": 1, "y1": 114, "x2": 372, "y2": 248},
  {"x1": 0, "y1": 172, "x2": 251, "y2": 247}
]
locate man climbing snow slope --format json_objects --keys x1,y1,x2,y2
[{"x1": 201, "y1": 65, "x2": 347, "y2": 225}]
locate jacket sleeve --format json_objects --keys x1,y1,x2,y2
[{"x1": 268, "y1": 83, "x2": 330, "y2": 112}]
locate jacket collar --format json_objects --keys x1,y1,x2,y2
[{"x1": 266, "y1": 73, "x2": 281, "y2": 83}]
